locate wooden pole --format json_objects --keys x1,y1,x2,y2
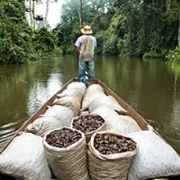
[
  {"x1": 80, "y1": 0, "x2": 83, "y2": 28},
  {"x1": 178, "y1": 11, "x2": 180, "y2": 47}
]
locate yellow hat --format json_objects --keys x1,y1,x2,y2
[{"x1": 81, "y1": 25, "x2": 93, "y2": 34}]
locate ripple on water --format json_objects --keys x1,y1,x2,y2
[{"x1": 0, "y1": 120, "x2": 24, "y2": 151}]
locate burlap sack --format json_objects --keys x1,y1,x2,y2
[
  {"x1": 81, "y1": 84, "x2": 107, "y2": 111},
  {"x1": 128, "y1": 130, "x2": 180, "y2": 180},
  {"x1": 90, "y1": 106, "x2": 119, "y2": 118},
  {"x1": 26, "y1": 116, "x2": 63, "y2": 137},
  {"x1": 43, "y1": 127, "x2": 90, "y2": 180},
  {"x1": 57, "y1": 88, "x2": 84, "y2": 100},
  {"x1": 89, "y1": 95, "x2": 127, "y2": 114},
  {"x1": 100, "y1": 115, "x2": 142, "y2": 135},
  {"x1": 57, "y1": 81, "x2": 86, "y2": 102},
  {"x1": 66, "y1": 81, "x2": 87, "y2": 95},
  {"x1": 53, "y1": 97, "x2": 81, "y2": 117},
  {"x1": 88, "y1": 131, "x2": 138, "y2": 180},
  {"x1": 0, "y1": 133, "x2": 51, "y2": 180},
  {"x1": 42, "y1": 105, "x2": 74, "y2": 126}
]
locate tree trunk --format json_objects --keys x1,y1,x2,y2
[
  {"x1": 45, "y1": 0, "x2": 50, "y2": 22},
  {"x1": 178, "y1": 11, "x2": 180, "y2": 47},
  {"x1": 79, "y1": 0, "x2": 83, "y2": 28},
  {"x1": 166, "y1": 0, "x2": 171, "y2": 12},
  {"x1": 29, "y1": 0, "x2": 33, "y2": 27},
  {"x1": 32, "y1": 0, "x2": 36, "y2": 29}
]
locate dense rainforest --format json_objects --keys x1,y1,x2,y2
[{"x1": 0, "y1": 0, "x2": 180, "y2": 64}]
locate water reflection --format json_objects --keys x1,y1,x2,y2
[
  {"x1": 0, "y1": 56, "x2": 180, "y2": 154},
  {"x1": 27, "y1": 73, "x2": 62, "y2": 116}
]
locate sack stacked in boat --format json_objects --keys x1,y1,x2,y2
[
  {"x1": 71, "y1": 114, "x2": 106, "y2": 142},
  {"x1": 81, "y1": 84, "x2": 107, "y2": 111},
  {"x1": 53, "y1": 82, "x2": 86, "y2": 116},
  {"x1": 100, "y1": 115, "x2": 141, "y2": 135},
  {"x1": 87, "y1": 131, "x2": 138, "y2": 180},
  {"x1": 91, "y1": 106, "x2": 141, "y2": 135},
  {"x1": 42, "y1": 105, "x2": 74, "y2": 126},
  {"x1": 26, "y1": 105, "x2": 74, "y2": 137},
  {"x1": 43, "y1": 127, "x2": 90, "y2": 180},
  {"x1": 0, "y1": 132, "x2": 51, "y2": 180},
  {"x1": 127, "y1": 130, "x2": 180, "y2": 180},
  {"x1": 91, "y1": 106, "x2": 120, "y2": 118},
  {"x1": 26, "y1": 116, "x2": 62, "y2": 137},
  {"x1": 57, "y1": 81, "x2": 86, "y2": 100},
  {"x1": 89, "y1": 95, "x2": 127, "y2": 115}
]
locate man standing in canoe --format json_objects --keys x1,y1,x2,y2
[{"x1": 75, "y1": 25, "x2": 97, "y2": 85}]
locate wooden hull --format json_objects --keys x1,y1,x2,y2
[{"x1": 0, "y1": 78, "x2": 179, "y2": 180}]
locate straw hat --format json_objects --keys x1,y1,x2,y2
[{"x1": 81, "y1": 25, "x2": 93, "y2": 35}]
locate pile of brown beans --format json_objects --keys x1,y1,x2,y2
[
  {"x1": 72, "y1": 115, "x2": 105, "y2": 134},
  {"x1": 45, "y1": 128, "x2": 82, "y2": 148},
  {"x1": 94, "y1": 133, "x2": 137, "y2": 155}
]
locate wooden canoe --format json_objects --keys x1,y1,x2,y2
[{"x1": 0, "y1": 78, "x2": 179, "y2": 180}]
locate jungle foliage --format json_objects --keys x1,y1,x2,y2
[
  {"x1": 54, "y1": 0, "x2": 180, "y2": 60},
  {"x1": 0, "y1": 0, "x2": 58, "y2": 64},
  {"x1": 0, "y1": 0, "x2": 180, "y2": 64}
]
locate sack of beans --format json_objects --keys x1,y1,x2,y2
[
  {"x1": 43, "y1": 127, "x2": 90, "y2": 180},
  {"x1": 128, "y1": 130, "x2": 180, "y2": 180},
  {"x1": 0, "y1": 132, "x2": 51, "y2": 180},
  {"x1": 66, "y1": 81, "x2": 87, "y2": 95},
  {"x1": 57, "y1": 88, "x2": 84, "y2": 100},
  {"x1": 57, "y1": 82, "x2": 86, "y2": 101},
  {"x1": 88, "y1": 131, "x2": 138, "y2": 180},
  {"x1": 42, "y1": 105, "x2": 74, "y2": 127},
  {"x1": 81, "y1": 84, "x2": 107, "y2": 111},
  {"x1": 89, "y1": 95, "x2": 127, "y2": 115},
  {"x1": 26, "y1": 116, "x2": 63, "y2": 137},
  {"x1": 53, "y1": 97, "x2": 81, "y2": 117},
  {"x1": 100, "y1": 115, "x2": 142, "y2": 135},
  {"x1": 71, "y1": 114, "x2": 106, "y2": 142},
  {"x1": 91, "y1": 106, "x2": 119, "y2": 118}
]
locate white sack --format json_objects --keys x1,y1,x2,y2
[
  {"x1": 91, "y1": 106, "x2": 119, "y2": 119},
  {"x1": 53, "y1": 97, "x2": 80, "y2": 117},
  {"x1": 82, "y1": 85, "x2": 107, "y2": 111},
  {"x1": 89, "y1": 95, "x2": 127, "y2": 114},
  {"x1": 128, "y1": 130, "x2": 180, "y2": 180},
  {"x1": 0, "y1": 132, "x2": 51, "y2": 180},
  {"x1": 57, "y1": 88, "x2": 84, "y2": 99},
  {"x1": 26, "y1": 116, "x2": 63, "y2": 137},
  {"x1": 103, "y1": 115, "x2": 141, "y2": 135},
  {"x1": 57, "y1": 82, "x2": 86, "y2": 101},
  {"x1": 86, "y1": 84, "x2": 104, "y2": 93},
  {"x1": 67, "y1": 81, "x2": 87, "y2": 94},
  {"x1": 42, "y1": 105, "x2": 74, "y2": 126}
]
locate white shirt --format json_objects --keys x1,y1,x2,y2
[{"x1": 75, "y1": 35, "x2": 97, "y2": 61}]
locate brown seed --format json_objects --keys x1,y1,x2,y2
[
  {"x1": 72, "y1": 114, "x2": 105, "y2": 134},
  {"x1": 93, "y1": 133, "x2": 137, "y2": 155},
  {"x1": 46, "y1": 128, "x2": 82, "y2": 148}
]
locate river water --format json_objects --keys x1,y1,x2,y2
[{"x1": 0, "y1": 55, "x2": 180, "y2": 154}]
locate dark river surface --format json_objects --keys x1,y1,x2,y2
[{"x1": 0, "y1": 55, "x2": 180, "y2": 155}]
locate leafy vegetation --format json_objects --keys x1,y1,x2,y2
[
  {"x1": 54, "y1": 0, "x2": 180, "y2": 61},
  {"x1": 166, "y1": 47, "x2": 180, "y2": 62},
  {"x1": 0, "y1": 0, "x2": 179, "y2": 64},
  {"x1": 0, "y1": 0, "x2": 58, "y2": 64}
]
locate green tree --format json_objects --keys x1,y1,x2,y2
[
  {"x1": 54, "y1": 0, "x2": 114, "y2": 54},
  {"x1": 0, "y1": 0, "x2": 35, "y2": 64},
  {"x1": 43, "y1": 0, "x2": 180, "y2": 60},
  {"x1": 33, "y1": 27, "x2": 58, "y2": 55}
]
